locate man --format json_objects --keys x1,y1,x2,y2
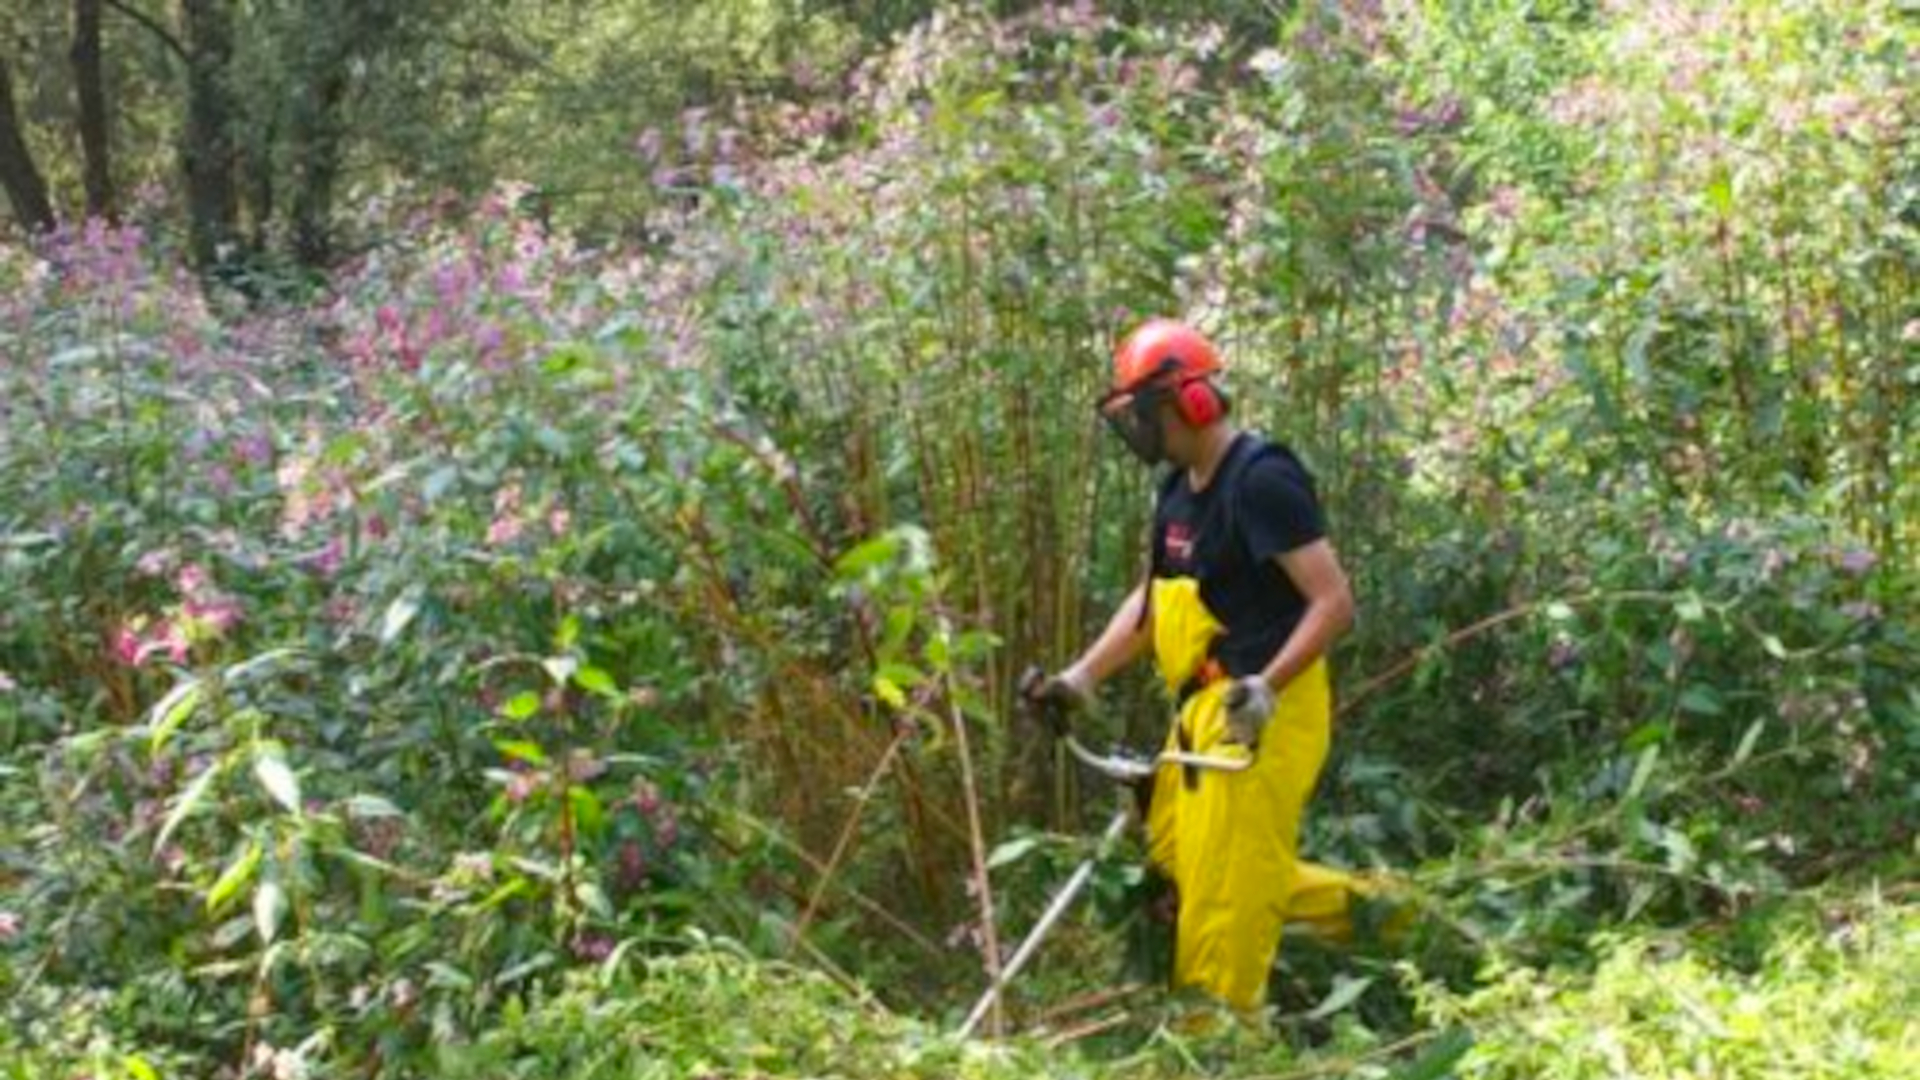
[{"x1": 1025, "y1": 318, "x2": 1366, "y2": 1013}]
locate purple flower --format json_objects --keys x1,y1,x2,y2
[
  {"x1": 616, "y1": 840, "x2": 648, "y2": 891},
  {"x1": 572, "y1": 932, "x2": 615, "y2": 963},
  {"x1": 1836, "y1": 548, "x2": 1878, "y2": 577}
]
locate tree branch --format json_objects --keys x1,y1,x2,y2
[{"x1": 103, "y1": 0, "x2": 188, "y2": 65}]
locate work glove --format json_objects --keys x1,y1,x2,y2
[
  {"x1": 1018, "y1": 665, "x2": 1092, "y2": 739},
  {"x1": 1223, "y1": 675, "x2": 1275, "y2": 750}
]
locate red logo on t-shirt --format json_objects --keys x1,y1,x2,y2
[{"x1": 1166, "y1": 522, "x2": 1196, "y2": 566}]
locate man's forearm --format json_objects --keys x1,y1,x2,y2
[
  {"x1": 1065, "y1": 584, "x2": 1150, "y2": 688},
  {"x1": 1258, "y1": 593, "x2": 1352, "y2": 692}
]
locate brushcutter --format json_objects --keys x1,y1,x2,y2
[{"x1": 956, "y1": 713, "x2": 1252, "y2": 1040}]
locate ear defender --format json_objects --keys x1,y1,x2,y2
[{"x1": 1175, "y1": 377, "x2": 1227, "y2": 426}]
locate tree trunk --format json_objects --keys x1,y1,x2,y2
[
  {"x1": 285, "y1": 0, "x2": 401, "y2": 268},
  {"x1": 288, "y1": 65, "x2": 347, "y2": 267},
  {"x1": 72, "y1": 0, "x2": 114, "y2": 219},
  {"x1": 0, "y1": 57, "x2": 56, "y2": 233},
  {"x1": 181, "y1": 0, "x2": 239, "y2": 270}
]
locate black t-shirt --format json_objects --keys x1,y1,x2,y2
[{"x1": 1150, "y1": 434, "x2": 1327, "y2": 678}]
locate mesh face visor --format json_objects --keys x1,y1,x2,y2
[{"x1": 1099, "y1": 383, "x2": 1170, "y2": 464}]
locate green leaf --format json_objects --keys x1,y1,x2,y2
[
  {"x1": 1761, "y1": 634, "x2": 1788, "y2": 660},
  {"x1": 575, "y1": 664, "x2": 619, "y2": 699},
  {"x1": 148, "y1": 678, "x2": 205, "y2": 753},
  {"x1": 380, "y1": 587, "x2": 425, "y2": 645},
  {"x1": 873, "y1": 674, "x2": 907, "y2": 710},
  {"x1": 254, "y1": 750, "x2": 302, "y2": 814},
  {"x1": 1732, "y1": 719, "x2": 1766, "y2": 767},
  {"x1": 207, "y1": 841, "x2": 262, "y2": 912},
  {"x1": 254, "y1": 878, "x2": 287, "y2": 944},
  {"x1": 834, "y1": 533, "x2": 900, "y2": 580},
  {"x1": 541, "y1": 655, "x2": 578, "y2": 687},
  {"x1": 1678, "y1": 685, "x2": 1725, "y2": 716},
  {"x1": 1544, "y1": 601, "x2": 1575, "y2": 621},
  {"x1": 570, "y1": 786, "x2": 606, "y2": 838},
  {"x1": 1390, "y1": 1027, "x2": 1473, "y2": 1080},
  {"x1": 223, "y1": 647, "x2": 306, "y2": 686},
  {"x1": 1675, "y1": 593, "x2": 1707, "y2": 623},
  {"x1": 555, "y1": 613, "x2": 582, "y2": 651},
  {"x1": 123, "y1": 1056, "x2": 161, "y2": 1080},
  {"x1": 344, "y1": 794, "x2": 404, "y2": 819},
  {"x1": 501, "y1": 690, "x2": 542, "y2": 721},
  {"x1": 1626, "y1": 744, "x2": 1661, "y2": 802},
  {"x1": 986, "y1": 836, "x2": 1041, "y2": 871},
  {"x1": 156, "y1": 761, "x2": 223, "y2": 853},
  {"x1": 493, "y1": 738, "x2": 549, "y2": 766},
  {"x1": 1305, "y1": 974, "x2": 1374, "y2": 1021},
  {"x1": 495, "y1": 951, "x2": 557, "y2": 987}
]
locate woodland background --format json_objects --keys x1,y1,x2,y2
[{"x1": 1, "y1": 2, "x2": 1914, "y2": 1077}]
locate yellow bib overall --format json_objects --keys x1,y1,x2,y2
[{"x1": 1142, "y1": 576, "x2": 1361, "y2": 1012}]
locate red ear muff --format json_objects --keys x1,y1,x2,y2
[{"x1": 1175, "y1": 378, "x2": 1224, "y2": 426}]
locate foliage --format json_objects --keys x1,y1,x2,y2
[
  {"x1": 1, "y1": 1, "x2": 1916, "y2": 1078},
  {"x1": 1427, "y1": 899, "x2": 1920, "y2": 1079}
]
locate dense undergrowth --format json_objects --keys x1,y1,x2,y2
[{"x1": 2, "y1": 2, "x2": 1915, "y2": 1077}]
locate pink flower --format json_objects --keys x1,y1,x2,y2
[
  {"x1": 616, "y1": 839, "x2": 648, "y2": 890},
  {"x1": 1836, "y1": 548, "x2": 1878, "y2": 576},
  {"x1": 634, "y1": 127, "x2": 664, "y2": 163},
  {"x1": 135, "y1": 548, "x2": 178, "y2": 578},
  {"x1": 0, "y1": 670, "x2": 15, "y2": 694},
  {"x1": 572, "y1": 932, "x2": 615, "y2": 963},
  {"x1": 184, "y1": 596, "x2": 243, "y2": 637},
  {"x1": 0, "y1": 910, "x2": 20, "y2": 941},
  {"x1": 504, "y1": 770, "x2": 541, "y2": 803},
  {"x1": 547, "y1": 506, "x2": 572, "y2": 538},
  {"x1": 487, "y1": 516, "x2": 524, "y2": 547},
  {"x1": 113, "y1": 622, "x2": 146, "y2": 665}
]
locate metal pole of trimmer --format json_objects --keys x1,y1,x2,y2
[
  {"x1": 957, "y1": 800, "x2": 1131, "y2": 1041},
  {"x1": 955, "y1": 732, "x2": 1249, "y2": 1040}
]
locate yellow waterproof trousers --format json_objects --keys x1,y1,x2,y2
[{"x1": 1142, "y1": 578, "x2": 1361, "y2": 1012}]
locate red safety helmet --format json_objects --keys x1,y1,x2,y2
[{"x1": 1100, "y1": 319, "x2": 1229, "y2": 462}]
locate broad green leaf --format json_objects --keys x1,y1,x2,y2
[
  {"x1": 873, "y1": 674, "x2": 907, "y2": 710},
  {"x1": 501, "y1": 690, "x2": 542, "y2": 721},
  {"x1": 254, "y1": 878, "x2": 287, "y2": 944},
  {"x1": 541, "y1": 655, "x2": 578, "y2": 687},
  {"x1": 570, "y1": 786, "x2": 606, "y2": 838},
  {"x1": 223, "y1": 647, "x2": 306, "y2": 685},
  {"x1": 254, "y1": 750, "x2": 302, "y2": 814},
  {"x1": 495, "y1": 951, "x2": 557, "y2": 987},
  {"x1": 380, "y1": 587, "x2": 425, "y2": 645},
  {"x1": 1762, "y1": 634, "x2": 1788, "y2": 659},
  {"x1": 344, "y1": 794, "x2": 404, "y2": 819},
  {"x1": 1626, "y1": 744, "x2": 1660, "y2": 802},
  {"x1": 1390, "y1": 1027, "x2": 1473, "y2": 1080},
  {"x1": 207, "y1": 841, "x2": 262, "y2": 912},
  {"x1": 833, "y1": 533, "x2": 900, "y2": 580},
  {"x1": 493, "y1": 738, "x2": 548, "y2": 766},
  {"x1": 148, "y1": 679, "x2": 205, "y2": 753},
  {"x1": 1306, "y1": 974, "x2": 1374, "y2": 1021},
  {"x1": 156, "y1": 761, "x2": 224, "y2": 854},
  {"x1": 986, "y1": 836, "x2": 1041, "y2": 871},
  {"x1": 1732, "y1": 719, "x2": 1766, "y2": 767},
  {"x1": 123, "y1": 1056, "x2": 161, "y2": 1080},
  {"x1": 1678, "y1": 685, "x2": 1724, "y2": 716},
  {"x1": 575, "y1": 664, "x2": 619, "y2": 699}
]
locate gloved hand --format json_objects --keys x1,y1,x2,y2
[
  {"x1": 1223, "y1": 675, "x2": 1275, "y2": 750},
  {"x1": 1018, "y1": 665, "x2": 1092, "y2": 739}
]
